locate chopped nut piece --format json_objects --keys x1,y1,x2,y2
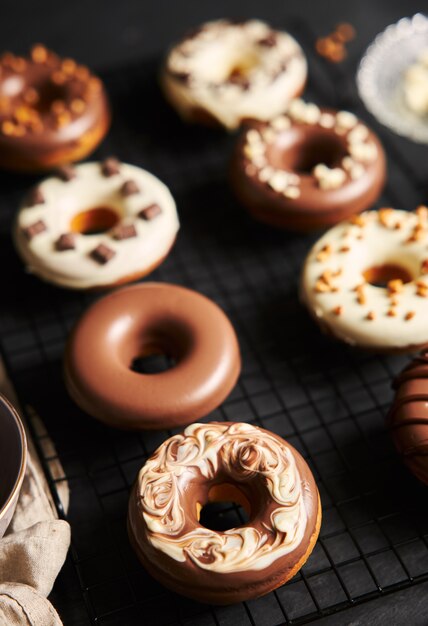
[
  {"x1": 416, "y1": 205, "x2": 428, "y2": 221},
  {"x1": 366, "y1": 311, "x2": 375, "y2": 321},
  {"x1": 405, "y1": 311, "x2": 416, "y2": 321},
  {"x1": 421, "y1": 259, "x2": 428, "y2": 274},
  {"x1": 315, "y1": 244, "x2": 332, "y2": 262},
  {"x1": 339, "y1": 245, "x2": 350, "y2": 253},
  {"x1": 315, "y1": 280, "x2": 331, "y2": 293},
  {"x1": 378, "y1": 208, "x2": 394, "y2": 227},
  {"x1": 31, "y1": 44, "x2": 48, "y2": 64},
  {"x1": 349, "y1": 214, "x2": 366, "y2": 227},
  {"x1": 332, "y1": 305, "x2": 343, "y2": 316},
  {"x1": 387, "y1": 279, "x2": 403, "y2": 294},
  {"x1": 387, "y1": 308, "x2": 397, "y2": 317}
]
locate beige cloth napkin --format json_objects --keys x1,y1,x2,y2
[{"x1": 0, "y1": 364, "x2": 71, "y2": 626}]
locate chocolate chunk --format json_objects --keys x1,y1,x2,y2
[
  {"x1": 258, "y1": 32, "x2": 278, "y2": 47},
  {"x1": 227, "y1": 72, "x2": 250, "y2": 90},
  {"x1": 138, "y1": 203, "x2": 162, "y2": 220},
  {"x1": 90, "y1": 243, "x2": 116, "y2": 264},
  {"x1": 23, "y1": 219, "x2": 47, "y2": 240},
  {"x1": 112, "y1": 224, "x2": 137, "y2": 240},
  {"x1": 56, "y1": 164, "x2": 77, "y2": 181},
  {"x1": 101, "y1": 157, "x2": 120, "y2": 177},
  {"x1": 120, "y1": 179, "x2": 140, "y2": 197},
  {"x1": 170, "y1": 70, "x2": 191, "y2": 84},
  {"x1": 55, "y1": 232, "x2": 76, "y2": 251},
  {"x1": 26, "y1": 186, "x2": 45, "y2": 207}
]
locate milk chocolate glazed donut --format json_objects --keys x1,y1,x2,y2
[
  {"x1": 0, "y1": 45, "x2": 110, "y2": 171},
  {"x1": 388, "y1": 349, "x2": 428, "y2": 484},
  {"x1": 64, "y1": 284, "x2": 241, "y2": 429},
  {"x1": 128, "y1": 422, "x2": 321, "y2": 604}
]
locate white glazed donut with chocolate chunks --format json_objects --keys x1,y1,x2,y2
[
  {"x1": 128, "y1": 421, "x2": 321, "y2": 604},
  {"x1": 301, "y1": 207, "x2": 428, "y2": 352},
  {"x1": 161, "y1": 19, "x2": 307, "y2": 130},
  {"x1": 14, "y1": 159, "x2": 179, "y2": 290}
]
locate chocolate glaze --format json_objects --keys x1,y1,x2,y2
[
  {"x1": 0, "y1": 47, "x2": 110, "y2": 171},
  {"x1": 388, "y1": 350, "x2": 428, "y2": 484},
  {"x1": 64, "y1": 283, "x2": 241, "y2": 429},
  {"x1": 0, "y1": 393, "x2": 27, "y2": 539},
  {"x1": 127, "y1": 422, "x2": 321, "y2": 604},
  {"x1": 230, "y1": 109, "x2": 386, "y2": 231}
]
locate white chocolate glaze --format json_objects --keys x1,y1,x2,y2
[
  {"x1": 135, "y1": 422, "x2": 308, "y2": 573},
  {"x1": 301, "y1": 208, "x2": 428, "y2": 350},
  {"x1": 161, "y1": 20, "x2": 307, "y2": 130},
  {"x1": 14, "y1": 162, "x2": 179, "y2": 289}
]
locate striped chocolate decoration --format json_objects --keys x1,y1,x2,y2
[{"x1": 388, "y1": 350, "x2": 428, "y2": 485}]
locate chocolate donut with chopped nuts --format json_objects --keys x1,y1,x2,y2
[
  {"x1": 231, "y1": 99, "x2": 386, "y2": 231},
  {"x1": 0, "y1": 45, "x2": 110, "y2": 171},
  {"x1": 301, "y1": 207, "x2": 428, "y2": 352}
]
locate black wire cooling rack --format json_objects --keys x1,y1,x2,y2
[{"x1": 1, "y1": 17, "x2": 428, "y2": 626}]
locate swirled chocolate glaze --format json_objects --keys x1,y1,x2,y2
[
  {"x1": 128, "y1": 422, "x2": 321, "y2": 604},
  {"x1": 388, "y1": 349, "x2": 428, "y2": 484}
]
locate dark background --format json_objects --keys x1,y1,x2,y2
[
  {"x1": 1, "y1": 0, "x2": 426, "y2": 73},
  {"x1": 2, "y1": 1, "x2": 428, "y2": 625}
]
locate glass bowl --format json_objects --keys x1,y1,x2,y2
[{"x1": 357, "y1": 13, "x2": 428, "y2": 143}]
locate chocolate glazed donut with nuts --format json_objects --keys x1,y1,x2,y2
[
  {"x1": 128, "y1": 422, "x2": 321, "y2": 604},
  {"x1": 388, "y1": 350, "x2": 428, "y2": 485},
  {"x1": 0, "y1": 45, "x2": 110, "y2": 171},
  {"x1": 231, "y1": 100, "x2": 386, "y2": 230}
]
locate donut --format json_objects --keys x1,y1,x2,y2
[
  {"x1": 128, "y1": 422, "x2": 321, "y2": 604},
  {"x1": 64, "y1": 284, "x2": 241, "y2": 429},
  {"x1": 387, "y1": 349, "x2": 428, "y2": 485},
  {"x1": 0, "y1": 45, "x2": 110, "y2": 171},
  {"x1": 301, "y1": 207, "x2": 428, "y2": 352},
  {"x1": 231, "y1": 100, "x2": 386, "y2": 230},
  {"x1": 161, "y1": 20, "x2": 307, "y2": 130},
  {"x1": 14, "y1": 159, "x2": 179, "y2": 290}
]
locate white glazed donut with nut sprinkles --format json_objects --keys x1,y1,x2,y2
[
  {"x1": 128, "y1": 421, "x2": 321, "y2": 604},
  {"x1": 14, "y1": 159, "x2": 179, "y2": 290},
  {"x1": 301, "y1": 207, "x2": 428, "y2": 352},
  {"x1": 161, "y1": 19, "x2": 307, "y2": 130}
]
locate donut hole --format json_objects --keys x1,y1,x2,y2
[
  {"x1": 130, "y1": 344, "x2": 176, "y2": 374},
  {"x1": 363, "y1": 263, "x2": 414, "y2": 287},
  {"x1": 226, "y1": 52, "x2": 259, "y2": 81},
  {"x1": 70, "y1": 207, "x2": 119, "y2": 235},
  {"x1": 267, "y1": 127, "x2": 348, "y2": 174},
  {"x1": 198, "y1": 483, "x2": 251, "y2": 531},
  {"x1": 31, "y1": 80, "x2": 68, "y2": 114}
]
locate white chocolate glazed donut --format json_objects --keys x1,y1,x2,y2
[
  {"x1": 128, "y1": 422, "x2": 321, "y2": 604},
  {"x1": 301, "y1": 208, "x2": 428, "y2": 352},
  {"x1": 161, "y1": 20, "x2": 307, "y2": 130},
  {"x1": 14, "y1": 160, "x2": 179, "y2": 290}
]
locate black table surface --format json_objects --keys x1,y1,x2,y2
[{"x1": 2, "y1": 1, "x2": 428, "y2": 625}]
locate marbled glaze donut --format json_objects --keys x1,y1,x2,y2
[
  {"x1": 301, "y1": 207, "x2": 428, "y2": 352},
  {"x1": 0, "y1": 45, "x2": 110, "y2": 171},
  {"x1": 388, "y1": 349, "x2": 428, "y2": 485},
  {"x1": 161, "y1": 20, "x2": 307, "y2": 130},
  {"x1": 231, "y1": 100, "x2": 386, "y2": 230},
  {"x1": 14, "y1": 159, "x2": 179, "y2": 290},
  {"x1": 64, "y1": 284, "x2": 241, "y2": 429},
  {"x1": 128, "y1": 422, "x2": 321, "y2": 604}
]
